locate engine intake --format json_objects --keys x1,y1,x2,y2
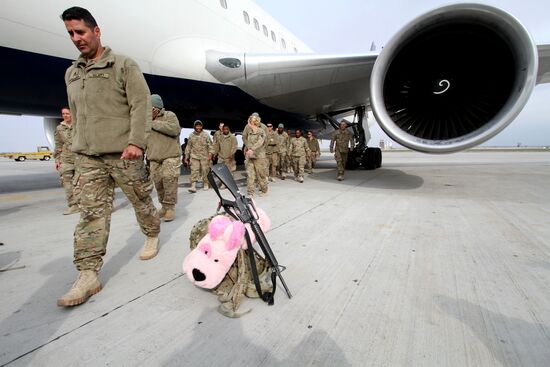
[{"x1": 370, "y1": 4, "x2": 538, "y2": 153}]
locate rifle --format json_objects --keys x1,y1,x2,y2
[{"x1": 207, "y1": 163, "x2": 292, "y2": 305}]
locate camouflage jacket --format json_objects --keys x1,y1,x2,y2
[
  {"x1": 65, "y1": 47, "x2": 152, "y2": 155},
  {"x1": 146, "y1": 109, "x2": 181, "y2": 161},
  {"x1": 244, "y1": 126, "x2": 266, "y2": 159},
  {"x1": 214, "y1": 133, "x2": 238, "y2": 160},
  {"x1": 265, "y1": 130, "x2": 281, "y2": 154},
  {"x1": 307, "y1": 137, "x2": 320, "y2": 152},
  {"x1": 289, "y1": 136, "x2": 311, "y2": 157},
  {"x1": 185, "y1": 130, "x2": 212, "y2": 160},
  {"x1": 330, "y1": 129, "x2": 355, "y2": 153},
  {"x1": 54, "y1": 121, "x2": 75, "y2": 164},
  {"x1": 277, "y1": 131, "x2": 289, "y2": 154}
]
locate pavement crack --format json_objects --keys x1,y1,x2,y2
[{"x1": 1, "y1": 274, "x2": 183, "y2": 367}]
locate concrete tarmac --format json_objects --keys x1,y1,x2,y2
[{"x1": 1, "y1": 151, "x2": 549, "y2": 366}]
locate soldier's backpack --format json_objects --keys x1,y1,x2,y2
[{"x1": 186, "y1": 214, "x2": 273, "y2": 318}]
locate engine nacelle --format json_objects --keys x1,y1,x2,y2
[{"x1": 370, "y1": 4, "x2": 538, "y2": 153}]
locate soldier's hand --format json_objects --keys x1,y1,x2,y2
[
  {"x1": 121, "y1": 144, "x2": 143, "y2": 160},
  {"x1": 55, "y1": 161, "x2": 61, "y2": 171}
]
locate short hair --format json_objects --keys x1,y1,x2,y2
[{"x1": 61, "y1": 7, "x2": 98, "y2": 29}]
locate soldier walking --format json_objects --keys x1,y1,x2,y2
[
  {"x1": 243, "y1": 113, "x2": 268, "y2": 196},
  {"x1": 213, "y1": 124, "x2": 238, "y2": 176},
  {"x1": 305, "y1": 130, "x2": 320, "y2": 174},
  {"x1": 58, "y1": 7, "x2": 160, "y2": 307},
  {"x1": 289, "y1": 129, "x2": 311, "y2": 183},
  {"x1": 265, "y1": 123, "x2": 280, "y2": 182},
  {"x1": 275, "y1": 123, "x2": 289, "y2": 180},
  {"x1": 184, "y1": 120, "x2": 212, "y2": 193},
  {"x1": 147, "y1": 94, "x2": 181, "y2": 222},
  {"x1": 330, "y1": 120, "x2": 355, "y2": 181},
  {"x1": 54, "y1": 107, "x2": 78, "y2": 215}
]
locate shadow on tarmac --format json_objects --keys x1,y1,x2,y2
[{"x1": 162, "y1": 310, "x2": 352, "y2": 366}]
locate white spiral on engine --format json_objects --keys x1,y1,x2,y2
[{"x1": 433, "y1": 79, "x2": 450, "y2": 94}]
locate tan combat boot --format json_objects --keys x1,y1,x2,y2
[
  {"x1": 203, "y1": 182, "x2": 209, "y2": 191},
  {"x1": 139, "y1": 236, "x2": 159, "y2": 260},
  {"x1": 63, "y1": 205, "x2": 79, "y2": 215},
  {"x1": 57, "y1": 270, "x2": 102, "y2": 307},
  {"x1": 158, "y1": 206, "x2": 166, "y2": 219},
  {"x1": 188, "y1": 182, "x2": 197, "y2": 193},
  {"x1": 163, "y1": 206, "x2": 175, "y2": 222}
]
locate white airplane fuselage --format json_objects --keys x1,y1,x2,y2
[{"x1": 0, "y1": 0, "x2": 313, "y2": 129}]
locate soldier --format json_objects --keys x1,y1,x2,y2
[
  {"x1": 147, "y1": 94, "x2": 181, "y2": 222},
  {"x1": 243, "y1": 113, "x2": 268, "y2": 196},
  {"x1": 287, "y1": 129, "x2": 295, "y2": 175},
  {"x1": 184, "y1": 120, "x2": 212, "y2": 193},
  {"x1": 213, "y1": 124, "x2": 238, "y2": 176},
  {"x1": 58, "y1": 7, "x2": 160, "y2": 307},
  {"x1": 330, "y1": 120, "x2": 355, "y2": 181},
  {"x1": 265, "y1": 123, "x2": 280, "y2": 182},
  {"x1": 212, "y1": 121, "x2": 224, "y2": 164},
  {"x1": 276, "y1": 123, "x2": 289, "y2": 180},
  {"x1": 54, "y1": 107, "x2": 78, "y2": 215},
  {"x1": 305, "y1": 130, "x2": 321, "y2": 174},
  {"x1": 288, "y1": 129, "x2": 311, "y2": 183}
]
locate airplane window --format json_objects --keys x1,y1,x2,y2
[
  {"x1": 281, "y1": 38, "x2": 286, "y2": 49},
  {"x1": 254, "y1": 18, "x2": 259, "y2": 31},
  {"x1": 262, "y1": 25, "x2": 268, "y2": 37},
  {"x1": 271, "y1": 31, "x2": 276, "y2": 42},
  {"x1": 243, "y1": 11, "x2": 250, "y2": 24},
  {"x1": 219, "y1": 0, "x2": 227, "y2": 9}
]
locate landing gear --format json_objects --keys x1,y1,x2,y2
[{"x1": 322, "y1": 106, "x2": 383, "y2": 171}]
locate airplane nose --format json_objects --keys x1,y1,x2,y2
[{"x1": 192, "y1": 268, "x2": 206, "y2": 282}]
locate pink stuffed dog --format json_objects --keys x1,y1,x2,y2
[{"x1": 183, "y1": 207, "x2": 270, "y2": 289}]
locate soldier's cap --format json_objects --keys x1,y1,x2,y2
[
  {"x1": 251, "y1": 112, "x2": 260, "y2": 118},
  {"x1": 278, "y1": 123, "x2": 284, "y2": 128},
  {"x1": 194, "y1": 120, "x2": 203, "y2": 126},
  {"x1": 151, "y1": 94, "x2": 164, "y2": 109}
]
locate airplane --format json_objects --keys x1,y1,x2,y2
[{"x1": 1, "y1": 0, "x2": 549, "y2": 169}]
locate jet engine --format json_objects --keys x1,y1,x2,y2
[{"x1": 370, "y1": 4, "x2": 538, "y2": 153}]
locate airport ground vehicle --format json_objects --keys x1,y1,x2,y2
[{"x1": 0, "y1": 146, "x2": 52, "y2": 162}]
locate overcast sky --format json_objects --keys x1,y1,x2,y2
[{"x1": 1, "y1": 0, "x2": 549, "y2": 152}]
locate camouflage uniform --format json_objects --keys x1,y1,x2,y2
[
  {"x1": 265, "y1": 130, "x2": 281, "y2": 179},
  {"x1": 214, "y1": 133, "x2": 238, "y2": 173},
  {"x1": 54, "y1": 121, "x2": 77, "y2": 207},
  {"x1": 244, "y1": 127, "x2": 267, "y2": 195},
  {"x1": 147, "y1": 109, "x2": 182, "y2": 208},
  {"x1": 289, "y1": 136, "x2": 311, "y2": 181},
  {"x1": 330, "y1": 129, "x2": 355, "y2": 177},
  {"x1": 184, "y1": 130, "x2": 212, "y2": 184},
  {"x1": 276, "y1": 131, "x2": 289, "y2": 178},
  {"x1": 306, "y1": 137, "x2": 321, "y2": 173},
  {"x1": 65, "y1": 46, "x2": 160, "y2": 271}
]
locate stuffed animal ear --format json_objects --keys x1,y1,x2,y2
[
  {"x1": 255, "y1": 207, "x2": 271, "y2": 232},
  {"x1": 225, "y1": 221, "x2": 246, "y2": 251},
  {"x1": 208, "y1": 215, "x2": 232, "y2": 239}
]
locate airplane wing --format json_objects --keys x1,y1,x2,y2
[
  {"x1": 538, "y1": 44, "x2": 550, "y2": 84},
  {"x1": 206, "y1": 51, "x2": 378, "y2": 117}
]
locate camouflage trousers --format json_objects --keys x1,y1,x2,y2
[
  {"x1": 335, "y1": 151, "x2": 348, "y2": 176},
  {"x1": 218, "y1": 156, "x2": 236, "y2": 173},
  {"x1": 59, "y1": 161, "x2": 77, "y2": 207},
  {"x1": 150, "y1": 157, "x2": 181, "y2": 207},
  {"x1": 292, "y1": 155, "x2": 306, "y2": 179},
  {"x1": 73, "y1": 153, "x2": 160, "y2": 271},
  {"x1": 246, "y1": 157, "x2": 268, "y2": 195},
  {"x1": 189, "y1": 157, "x2": 210, "y2": 183},
  {"x1": 266, "y1": 152, "x2": 279, "y2": 178},
  {"x1": 306, "y1": 152, "x2": 319, "y2": 173},
  {"x1": 277, "y1": 151, "x2": 287, "y2": 176}
]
